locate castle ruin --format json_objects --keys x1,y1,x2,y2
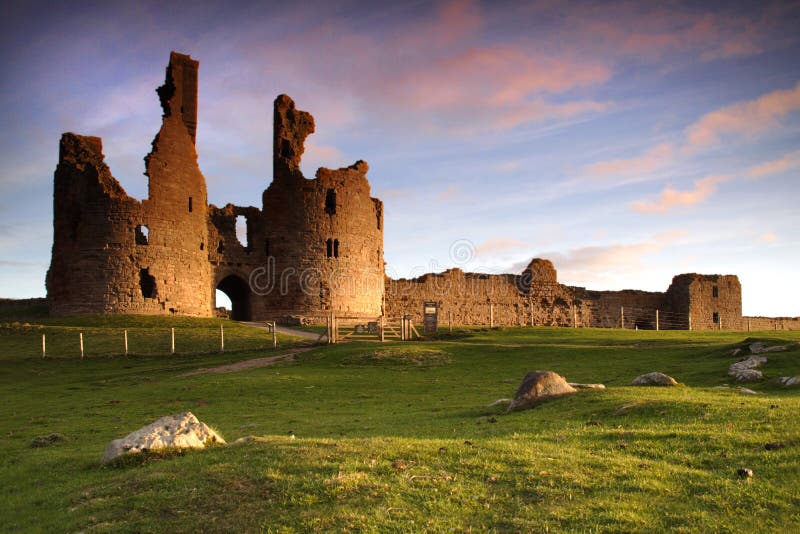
[{"x1": 47, "y1": 52, "x2": 751, "y2": 330}]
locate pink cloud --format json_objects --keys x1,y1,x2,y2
[
  {"x1": 759, "y1": 233, "x2": 778, "y2": 243},
  {"x1": 437, "y1": 184, "x2": 461, "y2": 201},
  {"x1": 584, "y1": 143, "x2": 674, "y2": 177},
  {"x1": 631, "y1": 175, "x2": 730, "y2": 214},
  {"x1": 475, "y1": 237, "x2": 527, "y2": 257},
  {"x1": 686, "y1": 82, "x2": 800, "y2": 147},
  {"x1": 745, "y1": 149, "x2": 800, "y2": 178}
]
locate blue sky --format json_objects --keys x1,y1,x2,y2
[{"x1": 1, "y1": 0, "x2": 799, "y2": 316}]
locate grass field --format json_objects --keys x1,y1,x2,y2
[{"x1": 1, "y1": 317, "x2": 799, "y2": 532}]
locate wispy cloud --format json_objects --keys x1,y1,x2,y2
[
  {"x1": 745, "y1": 148, "x2": 800, "y2": 178},
  {"x1": 584, "y1": 142, "x2": 674, "y2": 178},
  {"x1": 475, "y1": 237, "x2": 527, "y2": 257},
  {"x1": 437, "y1": 184, "x2": 461, "y2": 201},
  {"x1": 685, "y1": 81, "x2": 800, "y2": 148},
  {"x1": 631, "y1": 175, "x2": 730, "y2": 214},
  {"x1": 759, "y1": 232, "x2": 779, "y2": 243},
  {"x1": 524, "y1": 230, "x2": 688, "y2": 288}
]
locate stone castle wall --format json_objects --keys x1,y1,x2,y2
[
  {"x1": 47, "y1": 51, "x2": 789, "y2": 329},
  {"x1": 47, "y1": 52, "x2": 383, "y2": 321}
]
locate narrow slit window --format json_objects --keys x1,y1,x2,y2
[
  {"x1": 333, "y1": 239, "x2": 339, "y2": 258},
  {"x1": 135, "y1": 225, "x2": 149, "y2": 245},
  {"x1": 265, "y1": 238, "x2": 270, "y2": 257},
  {"x1": 713, "y1": 312, "x2": 720, "y2": 324},
  {"x1": 188, "y1": 196, "x2": 193, "y2": 213},
  {"x1": 325, "y1": 188, "x2": 336, "y2": 214},
  {"x1": 326, "y1": 238, "x2": 333, "y2": 258},
  {"x1": 712, "y1": 286, "x2": 718, "y2": 298},
  {"x1": 217, "y1": 240, "x2": 224, "y2": 253}
]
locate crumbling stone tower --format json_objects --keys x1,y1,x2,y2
[
  {"x1": 47, "y1": 51, "x2": 384, "y2": 320},
  {"x1": 48, "y1": 53, "x2": 212, "y2": 316}
]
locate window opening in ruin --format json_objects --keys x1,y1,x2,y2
[
  {"x1": 217, "y1": 240, "x2": 224, "y2": 253},
  {"x1": 135, "y1": 225, "x2": 149, "y2": 245},
  {"x1": 326, "y1": 238, "x2": 333, "y2": 258},
  {"x1": 188, "y1": 196, "x2": 193, "y2": 213},
  {"x1": 334, "y1": 239, "x2": 339, "y2": 258},
  {"x1": 265, "y1": 239, "x2": 270, "y2": 257},
  {"x1": 713, "y1": 312, "x2": 720, "y2": 324},
  {"x1": 325, "y1": 189, "x2": 337, "y2": 214},
  {"x1": 200, "y1": 242, "x2": 204, "y2": 251},
  {"x1": 139, "y1": 268, "x2": 157, "y2": 298},
  {"x1": 712, "y1": 286, "x2": 718, "y2": 298},
  {"x1": 235, "y1": 215, "x2": 249, "y2": 250}
]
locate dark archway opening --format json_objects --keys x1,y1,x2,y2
[{"x1": 216, "y1": 275, "x2": 251, "y2": 321}]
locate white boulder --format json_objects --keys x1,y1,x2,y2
[{"x1": 102, "y1": 412, "x2": 225, "y2": 464}]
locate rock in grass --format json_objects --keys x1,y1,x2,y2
[
  {"x1": 101, "y1": 412, "x2": 225, "y2": 464},
  {"x1": 764, "y1": 442, "x2": 785, "y2": 451},
  {"x1": 507, "y1": 371, "x2": 577, "y2": 412},
  {"x1": 568, "y1": 382, "x2": 606, "y2": 390},
  {"x1": 631, "y1": 372, "x2": 679, "y2": 386},
  {"x1": 728, "y1": 357, "x2": 766, "y2": 383},
  {"x1": 737, "y1": 467, "x2": 754, "y2": 478},
  {"x1": 31, "y1": 433, "x2": 65, "y2": 448},
  {"x1": 749, "y1": 343, "x2": 787, "y2": 354},
  {"x1": 777, "y1": 376, "x2": 800, "y2": 387},
  {"x1": 730, "y1": 369, "x2": 763, "y2": 383}
]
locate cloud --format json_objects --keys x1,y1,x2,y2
[
  {"x1": 437, "y1": 184, "x2": 461, "y2": 201},
  {"x1": 685, "y1": 81, "x2": 800, "y2": 147},
  {"x1": 759, "y1": 232, "x2": 778, "y2": 243},
  {"x1": 584, "y1": 143, "x2": 674, "y2": 178},
  {"x1": 525, "y1": 230, "x2": 688, "y2": 287},
  {"x1": 301, "y1": 138, "x2": 348, "y2": 175},
  {"x1": 631, "y1": 175, "x2": 730, "y2": 214},
  {"x1": 494, "y1": 160, "x2": 522, "y2": 173},
  {"x1": 475, "y1": 238, "x2": 527, "y2": 257},
  {"x1": 745, "y1": 149, "x2": 800, "y2": 178}
]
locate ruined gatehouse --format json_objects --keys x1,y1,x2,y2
[{"x1": 47, "y1": 51, "x2": 747, "y2": 330}]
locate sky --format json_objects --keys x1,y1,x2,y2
[{"x1": 1, "y1": 0, "x2": 799, "y2": 316}]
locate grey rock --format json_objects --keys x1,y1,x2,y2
[
  {"x1": 632, "y1": 372, "x2": 679, "y2": 386},
  {"x1": 508, "y1": 371, "x2": 577, "y2": 412}
]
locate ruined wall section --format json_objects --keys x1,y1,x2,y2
[
  {"x1": 384, "y1": 261, "x2": 724, "y2": 330},
  {"x1": 672, "y1": 274, "x2": 742, "y2": 330},
  {"x1": 47, "y1": 134, "x2": 148, "y2": 315},
  {"x1": 256, "y1": 95, "x2": 384, "y2": 317},
  {"x1": 48, "y1": 52, "x2": 212, "y2": 317}
]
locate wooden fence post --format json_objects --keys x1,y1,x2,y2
[
  {"x1": 42, "y1": 334, "x2": 46, "y2": 359},
  {"x1": 124, "y1": 329, "x2": 128, "y2": 355},
  {"x1": 171, "y1": 327, "x2": 175, "y2": 354},
  {"x1": 326, "y1": 315, "x2": 331, "y2": 344},
  {"x1": 572, "y1": 306, "x2": 577, "y2": 328},
  {"x1": 656, "y1": 310, "x2": 659, "y2": 332},
  {"x1": 79, "y1": 332, "x2": 84, "y2": 359},
  {"x1": 621, "y1": 306, "x2": 625, "y2": 329},
  {"x1": 380, "y1": 315, "x2": 385, "y2": 342},
  {"x1": 688, "y1": 313, "x2": 692, "y2": 331},
  {"x1": 272, "y1": 322, "x2": 277, "y2": 348},
  {"x1": 220, "y1": 324, "x2": 224, "y2": 352}
]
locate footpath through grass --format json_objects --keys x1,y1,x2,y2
[{"x1": 1, "y1": 320, "x2": 799, "y2": 532}]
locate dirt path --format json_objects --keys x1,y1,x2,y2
[
  {"x1": 180, "y1": 348, "x2": 314, "y2": 377},
  {"x1": 242, "y1": 321, "x2": 325, "y2": 341}
]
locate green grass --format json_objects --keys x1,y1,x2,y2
[
  {"x1": 0, "y1": 315, "x2": 303, "y2": 360},
  {"x1": 1, "y1": 319, "x2": 799, "y2": 532}
]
